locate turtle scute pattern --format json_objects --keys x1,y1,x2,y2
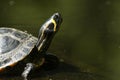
[{"x1": 0, "y1": 27, "x2": 38, "y2": 69}]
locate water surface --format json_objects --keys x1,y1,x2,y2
[{"x1": 0, "y1": 0, "x2": 120, "y2": 80}]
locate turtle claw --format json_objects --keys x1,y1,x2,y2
[{"x1": 22, "y1": 63, "x2": 34, "y2": 80}]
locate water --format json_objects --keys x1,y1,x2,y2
[{"x1": 0, "y1": 0, "x2": 120, "y2": 80}]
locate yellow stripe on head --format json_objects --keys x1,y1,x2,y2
[{"x1": 51, "y1": 19, "x2": 57, "y2": 31}]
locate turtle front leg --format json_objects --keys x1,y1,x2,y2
[{"x1": 22, "y1": 63, "x2": 34, "y2": 80}]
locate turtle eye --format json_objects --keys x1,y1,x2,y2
[
  {"x1": 53, "y1": 13, "x2": 62, "y2": 25},
  {"x1": 53, "y1": 14, "x2": 59, "y2": 21}
]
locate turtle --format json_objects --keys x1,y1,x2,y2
[{"x1": 0, "y1": 13, "x2": 62, "y2": 80}]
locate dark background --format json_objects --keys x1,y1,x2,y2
[{"x1": 0, "y1": 0, "x2": 120, "y2": 80}]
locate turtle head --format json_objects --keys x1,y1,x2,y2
[
  {"x1": 36, "y1": 13, "x2": 62, "y2": 52},
  {"x1": 41, "y1": 13, "x2": 62, "y2": 33}
]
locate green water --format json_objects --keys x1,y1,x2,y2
[{"x1": 0, "y1": 0, "x2": 120, "y2": 80}]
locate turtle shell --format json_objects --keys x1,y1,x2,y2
[{"x1": 0, "y1": 27, "x2": 37, "y2": 70}]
